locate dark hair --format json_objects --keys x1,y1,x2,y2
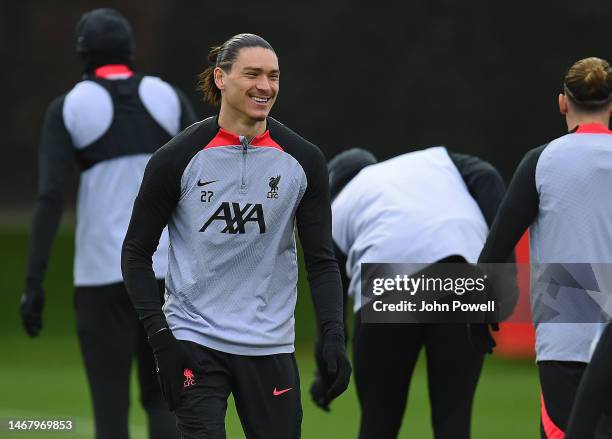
[
  {"x1": 564, "y1": 57, "x2": 612, "y2": 111},
  {"x1": 196, "y1": 33, "x2": 275, "y2": 106}
]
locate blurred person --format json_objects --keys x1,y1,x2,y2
[
  {"x1": 121, "y1": 33, "x2": 351, "y2": 439},
  {"x1": 324, "y1": 147, "x2": 506, "y2": 438},
  {"x1": 20, "y1": 8, "x2": 197, "y2": 439},
  {"x1": 478, "y1": 57, "x2": 612, "y2": 438},
  {"x1": 566, "y1": 323, "x2": 612, "y2": 439}
]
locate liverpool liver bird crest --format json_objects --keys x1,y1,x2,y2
[{"x1": 267, "y1": 175, "x2": 281, "y2": 198}]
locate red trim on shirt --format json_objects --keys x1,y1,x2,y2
[
  {"x1": 204, "y1": 128, "x2": 241, "y2": 149},
  {"x1": 250, "y1": 131, "x2": 283, "y2": 151},
  {"x1": 540, "y1": 394, "x2": 565, "y2": 439},
  {"x1": 575, "y1": 123, "x2": 612, "y2": 135},
  {"x1": 94, "y1": 64, "x2": 134, "y2": 79},
  {"x1": 204, "y1": 128, "x2": 284, "y2": 151}
]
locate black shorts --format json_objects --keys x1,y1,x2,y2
[
  {"x1": 175, "y1": 341, "x2": 302, "y2": 439},
  {"x1": 539, "y1": 361, "x2": 585, "y2": 438}
]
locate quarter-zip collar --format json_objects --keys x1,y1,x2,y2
[
  {"x1": 204, "y1": 119, "x2": 283, "y2": 151},
  {"x1": 201, "y1": 118, "x2": 284, "y2": 193}
]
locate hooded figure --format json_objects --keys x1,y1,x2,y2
[
  {"x1": 76, "y1": 8, "x2": 135, "y2": 72},
  {"x1": 328, "y1": 148, "x2": 378, "y2": 201}
]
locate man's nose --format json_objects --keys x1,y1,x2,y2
[{"x1": 255, "y1": 76, "x2": 273, "y2": 93}]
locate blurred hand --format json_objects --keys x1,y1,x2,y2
[
  {"x1": 148, "y1": 327, "x2": 196, "y2": 411},
  {"x1": 20, "y1": 287, "x2": 45, "y2": 337},
  {"x1": 468, "y1": 323, "x2": 499, "y2": 354},
  {"x1": 310, "y1": 370, "x2": 330, "y2": 411},
  {"x1": 310, "y1": 334, "x2": 352, "y2": 411}
]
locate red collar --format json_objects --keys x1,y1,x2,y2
[
  {"x1": 574, "y1": 123, "x2": 612, "y2": 135},
  {"x1": 94, "y1": 64, "x2": 134, "y2": 79},
  {"x1": 204, "y1": 127, "x2": 283, "y2": 151}
]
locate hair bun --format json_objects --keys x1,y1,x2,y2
[
  {"x1": 565, "y1": 57, "x2": 612, "y2": 105},
  {"x1": 584, "y1": 64, "x2": 607, "y2": 87}
]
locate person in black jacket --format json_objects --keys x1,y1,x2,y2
[
  {"x1": 20, "y1": 8, "x2": 197, "y2": 439},
  {"x1": 325, "y1": 147, "x2": 507, "y2": 439}
]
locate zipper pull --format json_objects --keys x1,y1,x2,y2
[
  {"x1": 238, "y1": 135, "x2": 248, "y2": 192},
  {"x1": 239, "y1": 135, "x2": 249, "y2": 152}
]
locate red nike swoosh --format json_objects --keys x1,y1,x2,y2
[{"x1": 273, "y1": 387, "x2": 293, "y2": 396}]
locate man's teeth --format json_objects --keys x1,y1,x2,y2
[{"x1": 251, "y1": 96, "x2": 269, "y2": 103}]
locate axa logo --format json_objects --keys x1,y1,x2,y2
[
  {"x1": 200, "y1": 202, "x2": 266, "y2": 234},
  {"x1": 267, "y1": 175, "x2": 281, "y2": 199}
]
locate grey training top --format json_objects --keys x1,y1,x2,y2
[
  {"x1": 479, "y1": 123, "x2": 612, "y2": 362},
  {"x1": 26, "y1": 66, "x2": 196, "y2": 289},
  {"x1": 122, "y1": 116, "x2": 344, "y2": 355}
]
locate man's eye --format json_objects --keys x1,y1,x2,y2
[
  {"x1": 270, "y1": 75, "x2": 280, "y2": 81},
  {"x1": 245, "y1": 72, "x2": 257, "y2": 77}
]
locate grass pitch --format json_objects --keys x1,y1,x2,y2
[{"x1": 0, "y1": 227, "x2": 539, "y2": 438}]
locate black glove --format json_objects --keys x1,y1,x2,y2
[
  {"x1": 468, "y1": 323, "x2": 499, "y2": 354},
  {"x1": 310, "y1": 333, "x2": 352, "y2": 411},
  {"x1": 20, "y1": 286, "x2": 45, "y2": 337},
  {"x1": 148, "y1": 327, "x2": 196, "y2": 411},
  {"x1": 310, "y1": 370, "x2": 330, "y2": 411}
]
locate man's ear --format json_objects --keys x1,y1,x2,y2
[
  {"x1": 214, "y1": 67, "x2": 225, "y2": 91},
  {"x1": 559, "y1": 93, "x2": 568, "y2": 115}
]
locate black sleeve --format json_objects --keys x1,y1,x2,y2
[
  {"x1": 333, "y1": 242, "x2": 350, "y2": 343},
  {"x1": 478, "y1": 145, "x2": 546, "y2": 263},
  {"x1": 295, "y1": 146, "x2": 345, "y2": 340},
  {"x1": 173, "y1": 86, "x2": 198, "y2": 129},
  {"x1": 121, "y1": 122, "x2": 205, "y2": 336},
  {"x1": 448, "y1": 152, "x2": 507, "y2": 228},
  {"x1": 566, "y1": 323, "x2": 612, "y2": 438},
  {"x1": 25, "y1": 97, "x2": 75, "y2": 291}
]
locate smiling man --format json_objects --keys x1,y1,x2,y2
[{"x1": 121, "y1": 34, "x2": 351, "y2": 438}]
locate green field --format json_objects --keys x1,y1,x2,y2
[{"x1": 0, "y1": 227, "x2": 540, "y2": 438}]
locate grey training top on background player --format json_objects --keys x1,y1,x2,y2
[
  {"x1": 479, "y1": 124, "x2": 612, "y2": 362},
  {"x1": 26, "y1": 66, "x2": 197, "y2": 289}
]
